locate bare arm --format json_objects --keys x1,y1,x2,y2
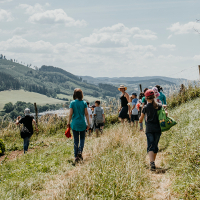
[
  {"x1": 67, "y1": 108, "x2": 73, "y2": 127},
  {"x1": 32, "y1": 119, "x2": 39, "y2": 132},
  {"x1": 102, "y1": 114, "x2": 105, "y2": 123},
  {"x1": 85, "y1": 108, "x2": 90, "y2": 128},
  {"x1": 139, "y1": 113, "x2": 145, "y2": 123}
]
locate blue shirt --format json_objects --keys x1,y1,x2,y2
[
  {"x1": 132, "y1": 98, "x2": 138, "y2": 115},
  {"x1": 158, "y1": 92, "x2": 166, "y2": 105},
  {"x1": 69, "y1": 100, "x2": 87, "y2": 131}
]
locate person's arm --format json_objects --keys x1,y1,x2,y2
[
  {"x1": 125, "y1": 93, "x2": 130, "y2": 114},
  {"x1": 85, "y1": 108, "x2": 90, "y2": 129},
  {"x1": 139, "y1": 113, "x2": 145, "y2": 123},
  {"x1": 163, "y1": 95, "x2": 167, "y2": 105},
  {"x1": 102, "y1": 114, "x2": 105, "y2": 123},
  {"x1": 16, "y1": 116, "x2": 21, "y2": 125},
  {"x1": 32, "y1": 119, "x2": 39, "y2": 132},
  {"x1": 67, "y1": 108, "x2": 73, "y2": 128}
]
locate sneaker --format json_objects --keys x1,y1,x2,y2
[
  {"x1": 150, "y1": 161, "x2": 156, "y2": 171},
  {"x1": 77, "y1": 151, "x2": 83, "y2": 160}
]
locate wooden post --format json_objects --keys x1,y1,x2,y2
[
  {"x1": 34, "y1": 103, "x2": 38, "y2": 125},
  {"x1": 139, "y1": 84, "x2": 142, "y2": 93},
  {"x1": 198, "y1": 65, "x2": 200, "y2": 81}
]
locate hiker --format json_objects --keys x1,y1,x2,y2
[
  {"x1": 85, "y1": 101, "x2": 92, "y2": 136},
  {"x1": 16, "y1": 108, "x2": 38, "y2": 154},
  {"x1": 94, "y1": 100, "x2": 105, "y2": 137},
  {"x1": 91, "y1": 105, "x2": 96, "y2": 133},
  {"x1": 67, "y1": 88, "x2": 90, "y2": 163},
  {"x1": 141, "y1": 88, "x2": 148, "y2": 109},
  {"x1": 139, "y1": 89, "x2": 164, "y2": 171},
  {"x1": 138, "y1": 92, "x2": 145, "y2": 131},
  {"x1": 129, "y1": 93, "x2": 139, "y2": 129},
  {"x1": 155, "y1": 85, "x2": 166, "y2": 105},
  {"x1": 118, "y1": 85, "x2": 130, "y2": 123},
  {"x1": 152, "y1": 87, "x2": 162, "y2": 104}
]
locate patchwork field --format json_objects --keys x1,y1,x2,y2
[{"x1": 0, "y1": 90, "x2": 66, "y2": 110}]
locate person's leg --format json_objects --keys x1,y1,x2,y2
[
  {"x1": 96, "y1": 129, "x2": 99, "y2": 137},
  {"x1": 79, "y1": 130, "x2": 86, "y2": 154},
  {"x1": 140, "y1": 122, "x2": 143, "y2": 131},
  {"x1": 72, "y1": 130, "x2": 79, "y2": 158},
  {"x1": 149, "y1": 151, "x2": 155, "y2": 162},
  {"x1": 135, "y1": 121, "x2": 138, "y2": 129},
  {"x1": 23, "y1": 137, "x2": 30, "y2": 154},
  {"x1": 154, "y1": 132, "x2": 161, "y2": 162}
]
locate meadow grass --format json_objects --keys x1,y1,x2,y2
[
  {"x1": 0, "y1": 90, "x2": 66, "y2": 110},
  {"x1": 159, "y1": 97, "x2": 200, "y2": 199}
]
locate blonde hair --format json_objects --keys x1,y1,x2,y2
[{"x1": 146, "y1": 95, "x2": 158, "y2": 109}]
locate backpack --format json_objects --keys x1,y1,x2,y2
[
  {"x1": 95, "y1": 107, "x2": 104, "y2": 124},
  {"x1": 20, "y1": 126, "x2": 31, "y2": 138},
  {"x1": 157, "y1": 107, "x2": 177, "y2": 132}
]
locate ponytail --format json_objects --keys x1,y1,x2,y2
[{"x1": 147, "y1": 95, "x2": 158, "y2": 109}]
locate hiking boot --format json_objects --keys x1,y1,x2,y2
[
  {"x1": 150, "y1": 161, "x2": 156, "y2": 171},
  {"x1": 77, "y1": 151, "x2": 83, "y2": 160},
  {"x1": 75, "y1": 157, "x2": 79, "y2": 163}
]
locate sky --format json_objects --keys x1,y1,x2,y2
[{"x1": 0, "y1": 0, "x2": 200, "y2": 80}]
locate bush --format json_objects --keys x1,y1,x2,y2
[{"x1": 0, "y1": 139, "x2": 5, "y2": 155}]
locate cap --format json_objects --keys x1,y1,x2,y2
[
  {"x1": 131, "y1": 93, "x2": 137, "y2": 96},
  {"x1": 144, "y1": 89, "x2": 155, "y2": 97}
]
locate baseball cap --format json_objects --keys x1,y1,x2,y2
[
  {"x1": 144, "y1": 89, "x2": 155, "y2": 97},
  {"x1": 131, "y1": 93, "x2": 137, "y2": 96}
]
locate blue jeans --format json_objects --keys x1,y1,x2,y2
[
  {"x1": 146, "y1": 132, "x2": 161, "y2": 153},
  {"x1": 23, "y1": 137, "x2": 30, "y2": 154},
  {"x1": 72, "y1": 130, "x2": 86, "y2": 158}
]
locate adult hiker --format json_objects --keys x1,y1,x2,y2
[
  {"x1": 118, "y1": 85, "x2": 130, "y2": 123},
  {"x1": 67, "y1": 88, "x2": 90, "y2": 163},
  {"x1": 16, "y1": 108, "x2": 38, "y2": 154},
  {"x1": 85, "y1": 101, "x2": 92, "y2": 136},
  {"x1": 152, "y1": 87, "x2": 162, "y2": 104},
  {"x1": 155, "y1": 85, "x2": 167, "y2": 105},
  {"x1": 138, "y1": 92, "x2": 145, "y2": 131},
  {"x1": 139, "y1": 89, "x2": 165, "y2": 171}
]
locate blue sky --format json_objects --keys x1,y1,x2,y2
[{"x1": 0, "y1": 0, "x2": 200, "y2": 79}]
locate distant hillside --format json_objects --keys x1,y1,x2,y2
[
  {"x1": 0, "y1": 58, "x2": 120, "y2": 100},
  {"x1": 80, "y1": 75, "x2": 183, "y2": 95}
]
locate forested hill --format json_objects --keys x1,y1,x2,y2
[{"x1": 0, "y1": 59, "x2": 120, "y2": 99}]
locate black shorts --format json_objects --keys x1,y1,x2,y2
[
  {"x1": 131, "y1": 114, "x2": 139, "y2": 122},
  {"x1": 94, "y1": 123, "x2": 104, "y2": 129}
]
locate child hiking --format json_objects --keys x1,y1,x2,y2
[
  {"x1": 139, "y1": 89, "x2": 163, "y2": 171},
  {"x1": 67, "y1": 88, "x2": 90, "y2": 163},
  {"x1": 16, "y1": 108, "x2": 38, "y2": 154},
  {"x1": 94, "y1": 100, "x2": 105, "y2": 137},
  {"x1": 129, "y1": 93, "x2": 139, "y2": 129}
]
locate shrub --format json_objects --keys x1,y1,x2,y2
[{"x1": 0, "y1": 139, "x2": 5, "y2": 154}]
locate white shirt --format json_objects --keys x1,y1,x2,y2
[{"x1": 85, "y1": 107, "x2": 92, "y2": 125}]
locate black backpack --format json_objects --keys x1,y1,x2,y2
[{"x1": 20, "y1": 126, "x2": 31, "y2": 138}]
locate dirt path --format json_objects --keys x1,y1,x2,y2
[{"x1": 147, "y1": 152, "x2": 176, "y2": 200}]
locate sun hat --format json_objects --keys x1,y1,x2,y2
[
  {"x1": 131, "y1": 92, "x2": 137, "y2": 96},
  {"x1": 145, "y1": 89, "x2": 155, "y2": 97},
  {"x1": 118, "y1": 85, "x2": 127, "y2": 91},
  {"x1": 24, "y1": 108, "x2": 30, "y2": 116},
  {"x1": 152, "y1": 87, "x2": 160, "y2": 98}
]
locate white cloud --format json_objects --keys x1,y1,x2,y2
[
  {"x1": 168, "y1": 21, "x2": 200, "y2": 34},
  {"x1": 0, "y1": 0, "x2": 12, "y2": 3},
  {"x1": 160, "y1": 44, "x2": 176, "y2": 50},
  {"x1": 0, "y1": 36, "x2": 53, "y2": 53},
  {"x1": 18, "y1": 3, "x2": 44, "y2": 15},
  {"x1": 29, "y1": 9, "x2": 87, "y2": 27},
  {"x1": 0, "y1": 9, "x2": 13, "y2": 21},
  {"x1": 80, "y1": 23, "x2": 157, "y2": 47},
  {"x1": 167, "y1": 34, "x2": 172, "y2": 39}
]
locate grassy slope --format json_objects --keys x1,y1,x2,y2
[
  {"x1": 0, "y1": 90, "x2": 65, "y2": 110},
  {"x1": 0, "y1": 97, "x2": 200, "y2": 199}
]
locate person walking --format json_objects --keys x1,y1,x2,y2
[
  {"x1": 138, "y1": 92, "x2": 145, "y2": 131},
  {"x1": 155, "y1": 85, "x2": 167, "y2": 105},
  {"x1": 139, "y1": 89, "x2": 163, "y2": 171},
  {"x1": 67, "y1": 88, "x2": 90, "y2": 163},
  {"x1": 94, "y1": 100, "x2": 105, "y2": 137},
  {"x1": 85, "y1": 101, "x2": 92, "y2": 136},
  {"x1": 129, "y1": 93, "x2": 139, "y2": 129},
  {"x1": 118, "y1": 85, "x2": 130, "y2": 123},
  {"x1": 16, "y1": 108, "x2": 38, "y2": 154}
]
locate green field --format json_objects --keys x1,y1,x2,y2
[
  {"x1": 57, "y1": 93, "x2": 98, "y2": 102},
  {"x1": 0, "y1": 90, "x2": 66, "y2": 110}
]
